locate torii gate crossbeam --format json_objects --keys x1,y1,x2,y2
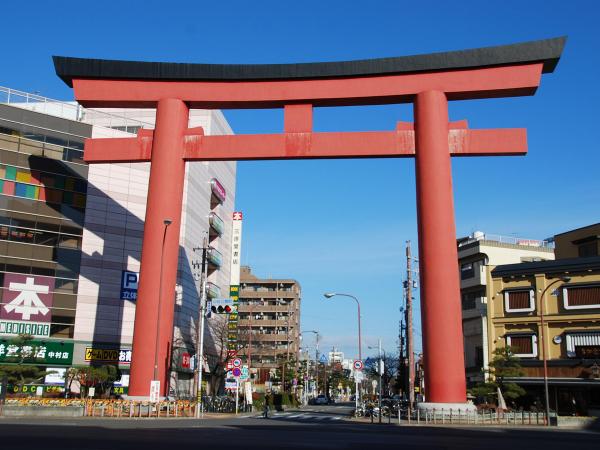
[{"x1": 54, "y1": 37, "x2": 565, "y2": 408}]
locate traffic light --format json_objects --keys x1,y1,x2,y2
[{"x1": 210, "y1": 298, "x2": 235, "y2": 314}]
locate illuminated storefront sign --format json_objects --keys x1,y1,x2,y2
[
  {"x1": 208, "y1": 212, "x2": 224, "y2": 236},
  {"x1": 227, "y1": 212, "x2": 243, "y2": 351},
  {"x1": 0, "y1": 339, "x2": 73, "y2": 365},
  {"x1": 0, "y1": 320, "x2": 50, "y2": 337},
  {"x1": 85, "y1": 347, "x2": 132, "y2": 364},
  {"x1": 1, "y1": 274, "x2": 55, "y2": 323},
  {"x1": 210, "y1": 178, "x2": 226, "y2": 204}
]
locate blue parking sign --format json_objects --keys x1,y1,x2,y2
[{"x1": 120, "y1": 271, "x2": 139, "y2": 301}]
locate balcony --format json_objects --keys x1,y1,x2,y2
[
  {"x1": 460, "y1": 264, "x2": 486, "y2": 289},
  {"x1": 237, "y1": 304, "x2": 292, "y2": 313},
  {"x1": 238, "y1": 319, "x2": 290, "y2": 327}
]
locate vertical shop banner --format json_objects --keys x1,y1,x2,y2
[
  {"x1": 227, "y1": 212, "x2": 243, "y2": 351},
  {"x1": 1, "y1": 274, "x2": 55, "y2": 336}
]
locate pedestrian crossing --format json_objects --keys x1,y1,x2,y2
[{"x1": 240, "y1": 411, "x2": 348, "y2": 423}]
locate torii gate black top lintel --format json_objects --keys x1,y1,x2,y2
[{"x1": 53, "y1": 36, "x2": 565, "y2": 87}]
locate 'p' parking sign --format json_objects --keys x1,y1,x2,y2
[{"x1": 120, "y1": 271, "x2": 139, "y2": 301}]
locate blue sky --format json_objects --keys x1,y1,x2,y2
[{"x1": 2, "y1": 1, "x2": 598, "y2": 359}]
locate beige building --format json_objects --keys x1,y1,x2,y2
[
  {"x1": 237, "y1": 266, "x2": 301, "y2": 385},
  {"x1": 487, "y1": 224, "x2": 600, "y2": 416},
  {"x1": 458, "y1": 232, "x2": 554, "y2": 386}
]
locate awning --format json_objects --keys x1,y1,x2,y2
[{"x1": 566, "y1": 332, "x2": 600, "y2": 357}]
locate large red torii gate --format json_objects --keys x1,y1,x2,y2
[{"x1": 54, "y1": 37, "x2": 564, "y2": 406}]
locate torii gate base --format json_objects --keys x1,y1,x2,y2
[{"x1": 54, "y1": 37, "x2": 564, "y2": 406}]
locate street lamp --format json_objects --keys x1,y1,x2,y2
[
  {"x1": 153, "y1": 218, "x2": 172, "y2": 397},
  {"x1": 369, "y1": 340, "x2": 385, "y2": 423},
  {"x1": 323, "y1": 293, "x2": 362, "y2": 360},
  {"x1": 324, "y1": 292, "x2": 362, "y2": 410},
  {"x1": 301, "y1": 330, "x2": 319, "y2": 403},
  {"x1": 539, "y1": 275, "x2": 571, "y2": 426}
]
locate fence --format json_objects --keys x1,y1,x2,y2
[
  {"x1": 358, "y1": 405, "x2": 548, "y2": 426},
  {"x1": 403, "y1": 408, "x2": 548, "y2": 425},
  {"x1": 1, "y1": 397, "x2": 252, "y2": 418}
]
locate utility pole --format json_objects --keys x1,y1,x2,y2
[
  {"x1": 378, "y1": 338, "x2": 383, "y2": 424},
  {"x1": 193, "y1": 236, "x2": 208, "y2": 418},
  {"x1": 399, "y1": 313, "x2": 406, "y2": 399},
  {"x1": 315, "y1": 333, "x2": 320, "y2": 394},
  {"x1": 406, "y1": 240, "x2": 415, "y2": 407}
]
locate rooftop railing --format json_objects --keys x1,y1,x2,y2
[
  {"x1": 459, "y1": 232, "x2": 554, "y2": 249},
  {"x1": 0, "y1": 86, "x2": 153, "y2": 131}
]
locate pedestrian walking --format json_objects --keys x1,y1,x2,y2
[{"x1": 263, "y1": 392, "x2": 270, "y2": 418}]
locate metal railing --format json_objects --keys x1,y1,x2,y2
[
  {"x1": 459, "y1": 232, "x2": 554, "y2": 249},
  {"x1": 355, "y1": 402, "x2": 549, "y2": 426},
  {"x1": 0, "y1": 86, "x2": 153, "y2": 132}
]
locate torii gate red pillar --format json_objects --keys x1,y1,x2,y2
[
  {"x1": 415, "y1": 91, "x2": 465, "y2": 402},
  {"x1": 53, "y1": 37, "x2": 564, "y2": 403},
  {"x1": 128, "y1": 99, "x2": 189, "y2": 397}
]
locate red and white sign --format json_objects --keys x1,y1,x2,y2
[
  {"x1": 232, "y1": 357, "x2": 242, "y2": 368},
  {"x1": 1, "y1": 274, "x2": 55, "y2": 323},
  {"x1": 181, "y1": 352, "x2": 191, "y2": 369},
  {"x1": 353, "y1": 360, "x2": 364, "y2": 371},
  {"x1": 233, "y1": 211, "x2": 243, "y2": 221}
]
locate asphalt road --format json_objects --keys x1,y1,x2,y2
[{"x1": 1, "y1": 403, "x2": 598, "y2": 450}]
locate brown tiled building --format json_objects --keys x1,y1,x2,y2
[
  {"x1": 488, "y1": 224, "x2": 600, "y2": 416},
  {"x1": 237, "y1": 266, "x2": 301, "y2": 384}
]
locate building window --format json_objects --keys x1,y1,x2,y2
[
  {"x1": 504, "y1": 289, "x2": 535, "y2": 313},
  {"x1": 578, "y1": 241, "x2": 598, "y2": 258},
  {"x1": 507, "y1": 334, "x2": 538, "y2": 357},
  {"x1": 566, "y1": 332, "x2": 600, "y2": 358},
  {"x1": 563, "y1": 285, "x2": 600, "y2": 310},
  {"x1": 461, "y1": 292, "x2": 478, "y2": 310},
  {"x1": 460, "y1": 263, "x2": 475, "y2": 280},
  {"x1": 475, "y1": 346, "x2": 484, "y2": 367}
]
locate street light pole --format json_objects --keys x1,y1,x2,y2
[
  {"x1": 324, "y1": 292, "x2": 362, "y2": 408},
  {"x1": 323, "y1": 293, "x2": 361, "y2": 359},
  {"x1": 153, "y1": 218, "x2": 172, "y2": 398},
  {"x1": 300, "y1": 330, "x2": 319, "y2": 403},
  {"x1": 539, "y1": 276, "x2": 570, "y2": 426},
  {"x1": 369, "y1": 340, "x2": 385, "y2": 424}
]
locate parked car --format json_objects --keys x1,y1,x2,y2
[{"x1": 315, "y1": 394, "x2": 328, "y2": 405}]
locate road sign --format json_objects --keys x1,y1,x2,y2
[
  {"x1": 232, "y1": 357, "x2": 242, "y2": 368},
  {"x1": 232, "y1": 367, "x2": 242, "y2": 378},
  {"x1": 353, "y1": 360, "x2": 364, "y2": 371},
  {"x1": 240, "y1": 366, "x2": 249, "y2": 381},
  {"x1": 149, "y1": 381, "x2": 160, "y2": 402},
  {"x1": 319, "y1": 354, "x2": 327, "y2": 364},
  {"x1": 354, "y1": 371, "x2": 364, "y2": 382}
]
